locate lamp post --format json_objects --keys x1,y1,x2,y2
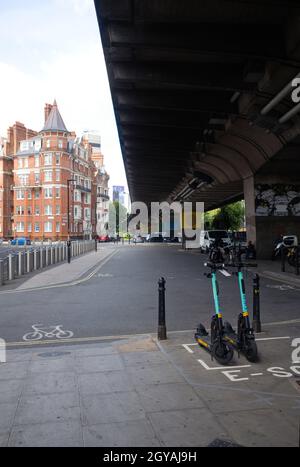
[
  {"x1": 67, "y1": 179, "x2": 75, "y2": 263},
  {"x1": 67, "y1": 179, "x2": 75, "y2": 239}
]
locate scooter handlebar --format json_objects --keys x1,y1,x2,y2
[
  {"x1": 204, "y1": 262, "x2": 225, "y2": 269},
  {"x1": 224, "y1": 262, "x2": 257, "y2": 268}
]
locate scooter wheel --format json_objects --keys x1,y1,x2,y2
[
  {"x1": 212, "y1": 341, "x2": 234, "y2": 365},
  {"x1": 245, "y1": 340, "x2": 258, "y2": 362}
]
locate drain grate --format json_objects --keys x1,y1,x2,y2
[
  {"x1": 208, "y1": 439, "x2": 243, "y2": 447},
  {"x1": 37, "y1": 351, "x2": 71, "y2": 358}
]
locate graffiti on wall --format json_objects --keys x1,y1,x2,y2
[{"x1": 255, "y1": 184, "x2": 300, "y2": 216}]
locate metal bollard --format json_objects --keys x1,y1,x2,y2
[
  {"x1": 95, "y1": 238, "x2": 98, "y2": 252},
  {"x1": 67, "y1": 240, "x2": 71, "y2": 264},
  {"x1": 252, "y1": 273, "x2": 261, "y2": 333},
  {"x1": 0, "y1": 260, "x2": 4, "y2": 285},
  {"x1": 296, "y1": 246, "x2": 300, "y2": 276},
  {"x1": 18, "y1": 251, "x2": 22, "y2": 276},
  {"x1": 27, "y1": 251, "x2": 30, "y2": 273},
  {"x1": 158, "y1": 277, "x2": 167, "y2": 340},
  {"x1": 281, "y1": 245, "x2": 286, "y2": 272}
]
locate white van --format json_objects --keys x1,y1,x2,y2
[{"x1": 199, "y1": 230, "x2": 231, "y2": 253}]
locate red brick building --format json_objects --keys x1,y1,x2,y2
[
  {"x1": 0, "y1": 123, "x2": 37, "y2": 238},
  {"x1": 1, "y1": 101, "x2": 104, "y2": 241}
]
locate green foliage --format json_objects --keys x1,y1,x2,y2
[
  {"x1": 109, "y1": 201, "x2": 128, "y2": 235},
  {"x1": 205, "y1": 201, "x2": 245, "y2": 231}
]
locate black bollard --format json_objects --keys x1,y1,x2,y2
[
  {"x1": 95, "y1": 238, "x2": 98, "y2": 252},
  {"x1": 67, "y1": 240, "x2": 71, "y2": 264},
  {"x1": 252, "y1": 273, "x2": 261, "y2": 333},
  {"x1": 158, "y1": 277, "x2": 167, "y2": 340},
  {"x1": 296, "y1": 246, "x2": 300, "y2": 276},
  {"x1": 281, "y1": 245, "x2": 286, "y2": 272}
]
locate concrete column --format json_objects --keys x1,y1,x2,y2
[{"x1": 243, "y1": 176, "x2": 257, "y2": 245}]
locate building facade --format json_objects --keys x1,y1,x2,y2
[
  {"x1": 0, "y1": 101, "x2": 110, "y2": 241},
  {"x1": 84, "y1": 132, "x2": 110, "y2": 236}
]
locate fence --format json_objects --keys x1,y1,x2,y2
[{"x1": 0, "y1": 240, "x2": 95, "y2": 287}]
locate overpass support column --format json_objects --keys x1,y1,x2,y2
[{"x1": 243, "y1": 176, "x2": 257, "y2": 246}]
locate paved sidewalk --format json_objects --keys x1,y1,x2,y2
[
  {"x1": 253, "y1": 260, "x2": 300, "y2": 287},
  {"x1": 0, "y1": 325, "x2": 299, "y2": 447},
  {"x1": 15, "y1": 246, "x2": 118, "y2": 290}
]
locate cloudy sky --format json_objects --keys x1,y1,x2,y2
[{"x1": 0, "y1": 0, "x2": 128, "y2": 194}]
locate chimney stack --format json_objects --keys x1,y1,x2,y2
[{"x1": 44, "y1": 103, "x2": 53, "y2": 124}]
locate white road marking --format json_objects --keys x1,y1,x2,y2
[
  {"x1": 197, "y1": 359, "x2": 251, "y2": 371},
  {"x1": 251, "y1": 373, "x2": 264, "y2": 376},
  {"x1": 182, "y1": 344, "x2": 194, "y2": 353},
  {"x1": 256, "y1": 336, "x2": 290, "y2": 341}
]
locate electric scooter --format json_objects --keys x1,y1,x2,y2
[
  {"x1": 195, "y1": 261, "x2": 234, "y2": 365},
  {"x1": 223, "y1": 261, "x2": 258, "y2": 362}
]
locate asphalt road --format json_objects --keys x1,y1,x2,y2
[{"x1": 0, "y1": 244, "x2": 299, "y2": 344}]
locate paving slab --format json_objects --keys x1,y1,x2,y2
[
  {"x1": 136, "y1": 382, "x2": 204, "y2": 413},
  {"x1": 83, "y1": 419, "x2": 161, "y2": 447},
  {"x1": 14, "y1": 392, "x2": 80, "y2": 425},
  {"x1": 0, "y1": 402, "x2": 17, "y2": 430},
  {"x1": 216, "y1": 408, "x2": 299, "y2": 447},
  {"x1": 78, "y1": 370, "x2": 135, "y2": 395},
  {"x1": 148, "y1": 408, "x2": 229, "y2": 447},
  {"x1": 22, "y1": 371, "x2": 77, "y2": 395},
  {"x1": 0, "y1": 379, "x2": 23, "y2": 404},
  {"x1": 76, "y1": 354, "x2": 124, "y2": 373},
  {"x1": 0, "y1": 432, "x2": 9, "y2": 447},
  {"x1": 127, "y1": 364, "x2": 186, "y2": 386},
  {"x1": 8, "y1": 420, "x2": 83, "y2": 447},
  {"x1": 81, "y1": 391, "x2": 146, "y2": 426}
]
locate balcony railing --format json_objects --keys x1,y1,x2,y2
[
  {"x1": 97, "y1": 193, "x2": 110, "y2": 201},
  {"x1": 75, "y1": 184, "x2": 91, "y2": 193}
]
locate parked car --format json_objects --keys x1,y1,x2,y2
[
  {"x1": 163, "y1": 236, "x2": 180, "y2": 243},
  {"x1": 133, "y1": 235, "x2": 144, "y2": 243},
  {"x1": 199, "y1": 230, "x2": 231, "y2": 253},
  {"x1": 11, "y1": 237, "x2": 31, "y2": 246},
  {"x1": 97, "y1": 234, "x2": 110, "y2": 243}
]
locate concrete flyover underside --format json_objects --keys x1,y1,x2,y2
[{"x1": 94, "y1": 1, "x2": 300, "y2": 255}]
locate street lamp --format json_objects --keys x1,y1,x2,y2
[{"x1": 67, "y1": 179, "x2": 76, "y2": 240}]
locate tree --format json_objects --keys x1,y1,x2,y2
[
  {"x1": 109, "y1": 201, "x2": 128, "y2": 236},
  {"x1": 206, "y1": 201, "x2": 245, "y2": 231}
]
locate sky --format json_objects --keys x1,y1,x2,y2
[{"x1": 0, "y1": 0, "x2": 128, "y2": 195}]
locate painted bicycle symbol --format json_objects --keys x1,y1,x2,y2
[{"x1": 23, "y1": 324, "x2": 74, "y2": 341}]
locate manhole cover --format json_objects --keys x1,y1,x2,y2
[
  {"x1": 37, "y1": 351, "x2": 71, "y2": 358},
  {"x1": 208, "y1": 439, "x2": 243, "y2": 447}
]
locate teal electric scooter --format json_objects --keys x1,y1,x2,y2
[
  {"x1": 223, "y1": 261, "x2": 258, "y2": 362},
  {"x1": 195, "y1": 261, "x2": 234, "y2": 365}
]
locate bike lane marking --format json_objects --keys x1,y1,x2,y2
[{"x1": 23, "y1": 325, "x2": 74, "y2": 342}]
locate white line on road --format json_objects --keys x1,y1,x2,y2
[
  {"x1": 197, "y1": 359, "x2": 251, "y2": 371},
  {"x1": 256, "y1": 336, "x2": 290, "y2": 341}
]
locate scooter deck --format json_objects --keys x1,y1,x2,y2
[{"x1": 194, "y1": 332, "x2": 211, "y2": 350}]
